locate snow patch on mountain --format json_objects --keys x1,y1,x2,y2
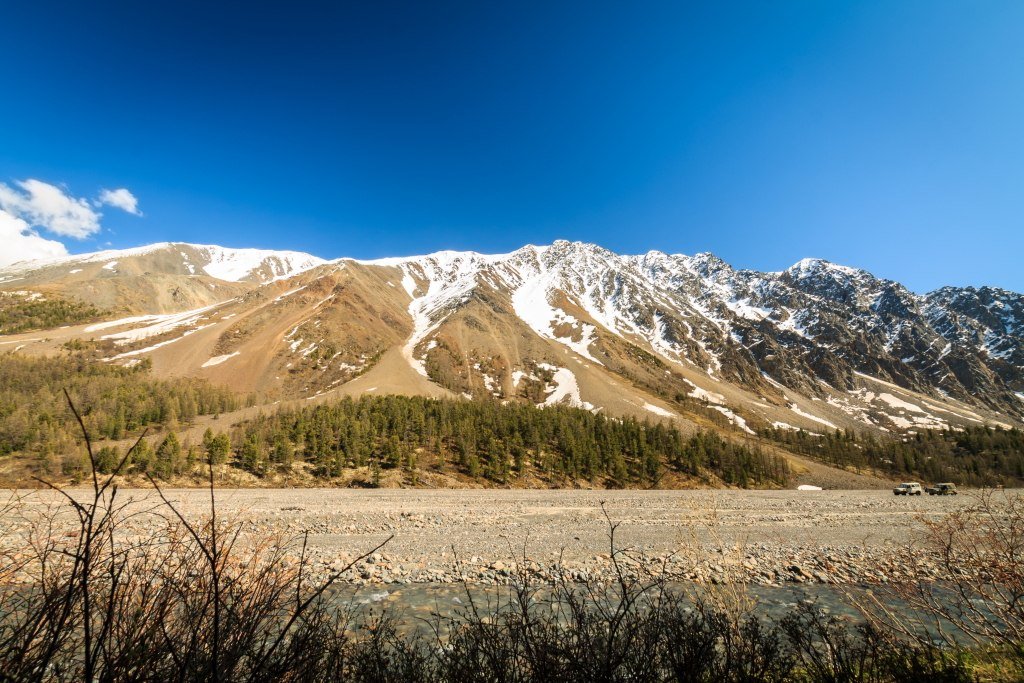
[
  {"x1": 775, "y1": 308, "x2": 815, "y2": 339},
  {"x1": 711, "y1": 406, "x2": 755, "y2": 434},
  {"x1": 787, "y1": 258, "x2": 862, "y2": 279},
  {"x1": 194, "y1": 246, "x2": 325, "y2": 282},
  {"x1": 106, "y1": 324, "x2": 215, "y2": 360},
  {"x1": 682, "y1": 378, "x2": 726, "y2": 405},
  {"x1": 536, "y1": 364, "x2": 596, "y2": 411},
  {"x1": 643, "y1": 402, "x2": 675, "y2": 418},
  {"x1": 202, "y1": 351, "x2": 240, "y2": 367},
  {"x1": 875, "y1": 393, "x2": 926, "y2": 414},
  {"x1": 511, "y1": 271, "x2": 602, "y2": 364},
  {"x1": 392, "y1": 252, "x2": 492, "y2": 376},
  {"x1": 788, "y1": 403, "x2": 837, "y2": 429},
  {"x1": 89, "y1": 303, "x2": 224, "y2": 344}
]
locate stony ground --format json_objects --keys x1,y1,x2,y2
[{"x1": 3, "y1": 488, "x2": 1004, "y2": 587}]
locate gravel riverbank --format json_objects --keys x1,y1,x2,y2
[{"x1": 3, "y1": 488, "x2": 1004, "y2": 587}]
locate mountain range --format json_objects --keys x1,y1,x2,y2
[{"x1": 2, "y1": 240, "x2": 1022, "y2": 438}]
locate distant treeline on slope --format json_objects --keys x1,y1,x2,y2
[
  {"x1": 0, "y1": 354, "x2": 787, "y2": 488},
  {"x1": 7, "y1": 353, "x2": 1021, "y2": 489},
  {"x1": 0, "y1": 294, "x2": 103, "y2": 335},
  {"x1": 762, "y1": 425, "x2": 1024, "y2": 486},
  {"x1": 220, "y1": 395, "x2": 791, "y2": 487},
  {"x1": 0, "y1": 355, "x2": 245, "y2": 475}
]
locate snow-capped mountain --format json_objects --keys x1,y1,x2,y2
[
  {"x1": 360, "y1": 241, "x2": 1023, "y2": 414},
  {"x1": 0, "y1": 242, "x2": 325, "y2": 284},
  {"x1": 0, "y1": 243, "x2": 327, "y2": 313},
  {"x1": 924, "y1": 286, "x2": 1024, "y2": 383},
  {"x1": 2, "y1": 239, "x2": 1021, "y2": 433}
]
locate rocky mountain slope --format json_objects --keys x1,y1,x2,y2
[
  {"x1": 2, "y1": 240, "x2": 1021, "y2": 437},
  {"x1": 0, "y1": 243, "x2": 326, "y2": 313}
]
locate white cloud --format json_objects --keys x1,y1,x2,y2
[
  {"x1": 0, "y1": 178, "x2": 143, "y2": 268},
  {"x1": 0, "y1": 179, "x2": 101, "y2": 238},
  {"x1": 98, "y1": 187, "x2": 141, "y2": 215},
  {"x1": 0, "y1": 209, "x2": 68, "y2": 268}
]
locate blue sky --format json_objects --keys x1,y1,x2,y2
[{"x1": 1, "y1": 1, "x2": 1022, "y2": 292}]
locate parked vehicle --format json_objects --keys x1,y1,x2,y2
[
  {"x1": 893, "y1": 482, "x2": 923, "y2": 496},
  {"x1": 926, "y1": 482, "x2": 958, "y2": 496}
]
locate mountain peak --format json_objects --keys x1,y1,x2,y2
[
  {"x1": 786, "y1": 257, "x2": 863, "y2": 278},
  {"x1": 0, "y1": 241, "x2": 326, "y2": 283}
]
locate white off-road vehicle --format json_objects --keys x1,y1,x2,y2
[{"x1": 893, "y1": 482, "x2": 923, "y2": 496}]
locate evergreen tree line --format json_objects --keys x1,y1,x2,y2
[
  {"x1": 0, "y1": 355, "x2": 789, "y2": 487},
  {"x1": 217, "y1": 395, "x2": 790, "y2": 487},
  {"x1": 0, "y1": 295, "x2": 102, "y2": 334},
  {"x1": 761, "y1": 424, "x2": 1024, "y2": 486},
  {"x1": 0, "y1": 355, "x2": 244, "y2": 471}
]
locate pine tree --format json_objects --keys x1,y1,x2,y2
[
  {"x1": 206, "y1": 431, "x2": 230, "y2": 465},
  {"x1": 154, "y1": 432, "x2": 183, "y2": 479}
]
